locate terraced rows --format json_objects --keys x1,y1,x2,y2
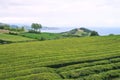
[
  {"x1": 0, "y1": 33, "x2": 35, "y2": 43},
  {"x1": 0, "y1": 35, "x2": 120, "y2": 80}
]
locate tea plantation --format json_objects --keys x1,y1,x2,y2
[
  {"x1": 20, "y1": 32, "x2": 63, "y2": 40},
  {"x1": 0, "y1": 33, "x2": 35, "y2": 43},
  {"x1": 0, "y1": 35, "x2": 120, "y2": 80}
]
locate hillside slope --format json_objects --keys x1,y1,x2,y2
[
  {"x1": 0, "y1": 33, "x2": 35, "y2": 44},
  {"x1": 0, "y1": 35, "x2": 120, "y2": 80}
]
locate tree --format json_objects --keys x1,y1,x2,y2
[
  {"x1": 31, "y1": 23, "x2": 36, "y2": 31},
  {"x1": 31, "y1": 23, "x2": 42, "y2": 33},
  {"x1": 89, "y1": 31, "x2": 99, "y2": 36},
  {"x1": 38, "y1": 24, "x2": 42, "y2": 32}
]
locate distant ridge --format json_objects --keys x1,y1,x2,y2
[
  {"x1": 0, "y1": 22, "x2": 7, "y2": 26},
  {"x1": 0, "y1": 22, "x2": 18, "y2": 28}
]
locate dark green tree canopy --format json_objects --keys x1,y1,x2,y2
[
  {"x1": 31, "y1": 23, "x2": 42, "y2": 33},
  {"x1": 89, "y1": 31, "x2": 99, "y2": 36}
]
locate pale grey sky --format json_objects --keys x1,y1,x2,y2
[{"x1": 0, "y1": 0, "x2": 120, "y2": 27}]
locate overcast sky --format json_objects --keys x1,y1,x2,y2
[{"x1": 0, "y1": 0, "x2": 120, "y2": 27}]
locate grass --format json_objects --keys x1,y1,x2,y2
[
  {"x1": 0, "y1": 33, "x2": 35, "y2": 43},
  {"x1": 0, "y1": 35, "x2": 120, "y2": 80}
]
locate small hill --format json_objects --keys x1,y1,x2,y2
[{"x1": 61, "y1": 27, "x2": 92, "y2": 37}]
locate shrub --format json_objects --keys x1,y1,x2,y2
[{"x1": 89, "y1": 31, "x2": 99, "y2": 36}]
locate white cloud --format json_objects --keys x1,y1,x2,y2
[{"x1": 0, "y1": 0, "x2": 120, "y2": 27}]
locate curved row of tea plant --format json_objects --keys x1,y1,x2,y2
[
  {"x1": 60, "y1": 62, "x2": 120, "y2": 78},
  {"x1": 76, "y1": 69, "x2": 120, "y2": 80}
]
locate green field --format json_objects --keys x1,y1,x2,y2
[
  {"x1": 0, "y1": 33, "x2": 35, "y2": 43},
  {"x1": 20, "y1": 32, "x2": 63, "y2": 40},
  {"x1": 0, "y1": 35, "x2": 120, "y2": 80}
]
